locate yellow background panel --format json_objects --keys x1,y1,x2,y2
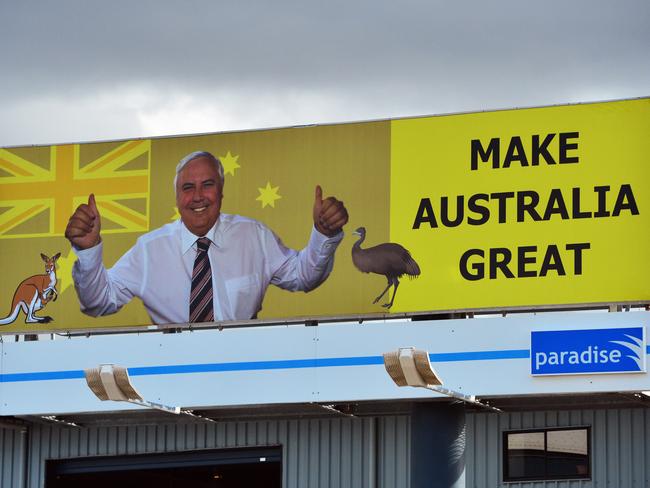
[{"x1": 390, "y1": 99, "x2": 650, "y2": 312}]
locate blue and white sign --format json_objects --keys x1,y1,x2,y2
[{"x1": 531, "y1": 327, "x2": 646, "y2": 376}]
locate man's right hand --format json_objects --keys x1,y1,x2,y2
[{"x1": 65, "y1": 194, "x2": 102, "y2": 250}]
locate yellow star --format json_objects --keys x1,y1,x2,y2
[
  {"x1": 56, "y1": 249, "x2": 77, "y2": 295},
  {"x1": 220, "y1": 151, "x2": 241, "y2": 176},
  {"x1": 256, "y1": 182, "x2": 282, "y2": 208},
  {"x1": 171, "y1": 207, "x2": 180, "y2": 221}
]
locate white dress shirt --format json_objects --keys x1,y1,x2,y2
[{"x1": 72, "y1": 214, "x2": 344, "y2": 324}]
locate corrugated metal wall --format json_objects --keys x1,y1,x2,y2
[
  {"x1": 7, "y1": 407, "x2": 648, "y2": 488},
  {"x1": 466, "y1": 408, "x2": 650, "y2": 488},
  {"x1": 13, "y1": 415, "x2": 409, "y2": 488},
  {"x1": 0, "y1": 425, "x2": 26, "y2": 488}
]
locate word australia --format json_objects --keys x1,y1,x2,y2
[{"x1": 412, "y1": 185, "x2": 638, "y2": 229}]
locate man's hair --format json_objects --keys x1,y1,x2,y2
[{"x1": 174, "y1": 151, "x2": 225, "y2": 193}]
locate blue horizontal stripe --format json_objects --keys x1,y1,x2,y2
[
  {"x1": 129, "y1": 358, "x2": 320, "y2": 376},
  {"x1": 0, "y1": 370, "x2": 85, "y2": 383},
  {"x1": 430, "y1": 349, "x2": 530, "y2": 361},
  {"x1": 0, "y1": 348, "x2": 534, "y2": 384}
]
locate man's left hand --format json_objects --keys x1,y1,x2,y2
[{"x1": 313, "y1": 185, "x2": 348, "y2": 237}]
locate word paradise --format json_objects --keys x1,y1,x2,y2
[
  {"x1": 534, "y1": 345, "x2": 622, "y2": 370},
  {"x1": 412, "y1": 133, "x2": 641, "y2": 281}
]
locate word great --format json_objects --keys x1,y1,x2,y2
[{"x1": 459, "y1": 243, "x2": 590, "y2": 281}]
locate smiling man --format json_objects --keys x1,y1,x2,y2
[{"x1": 65, "y1": 151, "x2": 348, "y2": 324}]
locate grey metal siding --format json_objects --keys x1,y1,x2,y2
[
  {"x1": 466, "y1": 408, "x2": 650, "y2": 488},
  {"x1": 377, "y1": 416, "x2": 410, "y2": 488},
  {"x1": 0, "y1": 425, "x2": 26, "y2": 488},
  {"x1": 20, "y1": 415, "x2": 410, "y2": 488},
  {"x1": 8, "y1": 407, "x2": 650, "y2": 488}
]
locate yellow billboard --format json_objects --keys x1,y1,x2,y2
[
  {"x1": 0, "y1": 98, "x2": 647, "y2": 332},
  {"x1": 390, "y1": 98, "x2": 649, "y2": 311}
]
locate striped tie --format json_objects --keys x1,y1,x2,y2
[{"x1": 189, "y1": 237, "x2": 214, "y2": 322}]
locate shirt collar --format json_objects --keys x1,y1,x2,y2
[{"x1": 179, "y1": 215, "x2": 227, "y2": 254}]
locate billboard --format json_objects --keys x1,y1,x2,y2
[{"x1": 0, "y1": 98, "x2": 648, "y2": 332}]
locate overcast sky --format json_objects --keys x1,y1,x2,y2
[{"x1": 1, "y1": 0, "x2": 648, "y2": 147}]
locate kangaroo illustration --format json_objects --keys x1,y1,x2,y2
[{"x1": 0, "y1": 253, "x2": 61, "y2": 325}]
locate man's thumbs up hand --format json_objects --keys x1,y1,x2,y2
[
  {"x1": 312, "y1": 185, "x2": 348, "y2": 237},
  {"x1": 65, "y1": 193, "x2": 103, "y2": 250}
]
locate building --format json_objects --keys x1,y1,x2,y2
[{"x1": 1, "y1": 98, "x2": 649, "y2": 487}]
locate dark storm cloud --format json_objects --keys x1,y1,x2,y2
[{"x1": 1, "y1": 0, "x2": 648, "y2": 145}]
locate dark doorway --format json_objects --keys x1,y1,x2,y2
[{"x1": 46, "y1": 447, "x2": 282, "y2": 488}]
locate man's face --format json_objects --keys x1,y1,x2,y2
[{"x1": 175, "y1": 156, "x2": 223, "y2": 237}]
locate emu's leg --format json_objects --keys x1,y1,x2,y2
[
  {"x1": 373, "y1": 277, "x2": 393, "y2": 304},
  {"x1": 383, "y1": 278, "x2": 400, "y2": 309}
]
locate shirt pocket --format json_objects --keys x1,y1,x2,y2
[{"x1": 224, "y1": 274, "x2": 262, "y2": 320}]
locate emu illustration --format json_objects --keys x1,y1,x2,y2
[{"x1": 351, "y1": 227, "x2": 420, "y2": 309}]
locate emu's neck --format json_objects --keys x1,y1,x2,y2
[{"x1": 353, "y1": 234, "x2": 366, "y2": 250}]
